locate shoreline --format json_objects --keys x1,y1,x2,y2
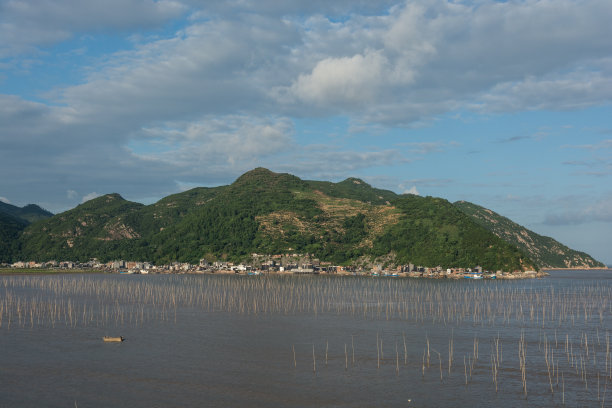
[
  {"x1": 0, "y1": 268, "x2": 550, "y2": 279},
  {"x1": 541, "y1": 267, "x2": 610, "y2": 271},
  {"x1": 0, "y1": 268, "x2": 104, "y2": 275}
]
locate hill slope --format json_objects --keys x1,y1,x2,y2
[
  {"x1": 19, "y1": 194, "x2": 146, "y2": 262},
  {"x1": 15, "y1": 168, "x2": 536, "y2": 271},
  {"x1": 149, "y1": 168, "x2": 323, "y2": 263},
  {"x1": 0, "y1": 201, "x2": 53, "y2": 263},
  {"x1": 0, "y1": 212, "x2": 28, "y2": 263},
  {"x1": 454, "y1": 201, "x2": 604, "y2": 268},
  {"x1": 306, "y1": 178, "x2": 397, "y2": 205},
  {"x1": 9, "y1": 168, "x2": 602, "y2": 270},
  {"x1": 0, "y1": 201, "x2": 53, "y2": 223},
  {"x1": 373, "y1": 195, "x2": 531, "y2": 271}
]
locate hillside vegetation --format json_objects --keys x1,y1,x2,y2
[
  {"x1": 0, "y1": 201, "x2": 53, "y2": 223},
  {"x1": 454, "y1": 201, "x2": 604, "y2": 268},
  {"x1": 306, "y1": 178, "x2": 397, "y2": 205},
  {"x1": 6, "y1": 168, "x2": 603, "y2": 270},
  {"x1": 0, "y1": 212, "x2": 27, "y2": 263},
  {"x1": 372, "y1": 195, "x2": 529, "y2": 271},
  {"x1": 0, "y1": 201, "x2": 54, "y2": 263}
]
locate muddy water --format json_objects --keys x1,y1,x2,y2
[{"x1": 0, "y1": 270, "x2": 610, "y2": 407}]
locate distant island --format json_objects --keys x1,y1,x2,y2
[{"x1": 0, "y1": 168, "x2": 605, "y2": 274}]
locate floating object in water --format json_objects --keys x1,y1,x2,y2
[{"x1": 103, "y1": 336, "x2": 125, "y2": 342}]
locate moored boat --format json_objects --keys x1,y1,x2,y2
[{"x1": 103, "y1": 336, "x2": 125, "y2": 342}]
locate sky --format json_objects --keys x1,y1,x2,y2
[{"x1": 1, "y1": 0, "x2": 611, "y2": 265}]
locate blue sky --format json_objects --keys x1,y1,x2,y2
[{"x1": 1, "y1": 0, "x2": 611, "y2": 264}]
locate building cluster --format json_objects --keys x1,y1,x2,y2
[{"x1": 2, "y1": 253, "x2": 538, "y2": 279}]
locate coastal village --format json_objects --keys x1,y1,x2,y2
[{"x1": 4, "y1": 252, "x2": 545, "y2": 279}]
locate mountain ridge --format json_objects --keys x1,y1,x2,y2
[
  {"x1": 3, "y1": 168, "x2": 603, "y2": 270},
  {"x1": 0, "y1": 201, "x2": 53, "y2": 224},
  {"x1": 0, "y1": 202, "x2": 54, "y2": 263},
  {"x1": 454, "y1": 200, "x2": 605, "y2": 269}
]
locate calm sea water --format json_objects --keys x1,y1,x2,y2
[{"x1": 1, "y1": 270, "x2": 610, "y2": 407}]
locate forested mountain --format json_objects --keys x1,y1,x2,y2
[
  {"x1": 306, "y1": 177, "x2": 397, "y2": 205},
  {"x1": 0, "y1": 202, "x2": 53, "y2": 263},
  {"x1": 0, "y1": 201, "x2": 53, "y2": 224},
  {"x1": 18, "y1": 194, "x2": 145, "y2": 262},
  {"x1": 3, "y1": 168, "x2": 604, "y2": 270},
  {"x1": 372, "y1": 195, "x2": 529, "y2": 271},
  {"x1": 0, "y1": 212, "x2": 27, "y2": 263},
  {"x1": 454, "y1": 201, "x2": 604, "y2": 268}
]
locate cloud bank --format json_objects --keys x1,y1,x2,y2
[
  {"x1": 545, "y1": 196, "x2": 612, "y2": 226},
  {"x1": 1, "y1": 0, "x2": 612, "y2": 211}
]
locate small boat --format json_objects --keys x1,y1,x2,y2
[{"x1": 103, "y1": 336, "x2": 125, "y2": 342}]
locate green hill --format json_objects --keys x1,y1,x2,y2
[
  {"x1": 0, "y1": 201, "x2": 53, "y2": 224},
  {"x1": 149, "y1": 168, "x2": 322, "y2": 264},
  {"x1": 454, "y1": 201, "x2": 605, "y2": 268},
  {"x1": 306, "y1": 177, "x2": 397, "y2": 205},
  {"x1": 127, "y1": 186, "x2": 226, "y2": 237},
  {"x1": 0, "y1": 212, "x2": 28, "y2": 263},
  {"x1": 147, "y1": 169, "x2": 533, "y2": 270},
  {"x1": 372, "y1": 195, "x2": 531, "y2": 271},
  {"x1": 14, "y1": 169, "x2": 534, "y2": 271},
  {"x1": 7, "y1": 168, "x2": 602, "y2": 271},
  {"x1": 19, "y1": 194, "x2": 146, "y2": 262},
  {"x1": 0, "y1": 201, "x2": 53, "y2": 263}
]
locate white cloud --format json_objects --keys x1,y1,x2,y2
[
  {"x1": 291, "y1": 50, "x2": 403, "y2": 108},
  {"x1": 544, "y1": 195, "x2": 612, "y2": 225},
  {"x1": 401, "y1": 178, "x2": 453, "y2": 189},
  {"x1": 55, "y1": 16, "x2": 300, "y2": 126},
  {"x1": 0, "y1": 0, "x2": 187, "y2": 57},
  {"x1": 5, "y1": 0, "x2": 612, "y2": 122},
  {"x1": 274, "y1": 148, "x2": 406, "y2": 180},
  {"x1": 0, "y1": 196, "x2": 11, "y2": 204},
  {"x1": 185, "y1": 0, "x2": 396, "y2": 18},
  {"x1": 278, "y1": 0, "x2": 612, "y2": 123},
  {"x1": 399, "y1": 142, "x2": 453, "y2": 155},
  {"x1": 67, "y1": 190, "x2": 78, "y2": 199},
  {"x1": 27, "y1": 0, "x2": 612, "y2": 128},
  {"x1": 403, "y1": 186, "x2": 419, "y2": 196},
  {"x1": 562, "y1": 139, "x2": 612, "y2": 151},
  {"x1": 130, "y1": 115, "x2": 294, "y2": 169},
  {"x1": 476, "y1": 71, "x2": 612, "y2": 113},
  {"x1": 2, "y1": 0, "x2": 612, "y2": 212},
  {"x1": 82, "y1": 192, "x2": 101, "y2": 203}
]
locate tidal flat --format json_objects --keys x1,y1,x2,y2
[{"x1": 1, "y1": 270, "x2": 610, "y2": 407}]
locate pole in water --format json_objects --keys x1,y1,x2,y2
[
  {"x1": 325, "y1": 339, "x2": 328, "y2": 366},
  {"x1": 345, "y1": 344, "x2": 348, "y2": 370},
  {"x1": 377, "y1": 333, "x2": 380, "y2": 369},
  {"x1": 352, "y1": 335, "x2": 355, "y2": 366},
  {"x1": 312, "y1": 344, "x2": 316, "y2": 374},
  {"x1": 396, "y1": 342, "x2": 399, "y2": 376}
]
